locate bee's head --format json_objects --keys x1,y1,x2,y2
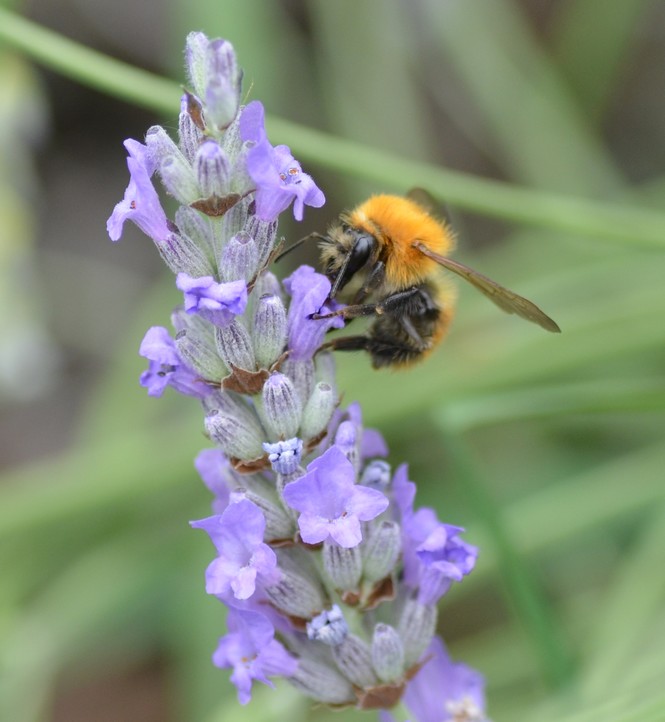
[{"x1": 323, "y1": 225, "x2": 376, "y2": 298}]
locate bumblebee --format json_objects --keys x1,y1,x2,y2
[{"x1": 309, "y1": 191, "x2": 560, "y2": 369}]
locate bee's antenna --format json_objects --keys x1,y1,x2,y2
[
  {"x1": 273, "y1": 232, "x2": 327, "y2": 263},
  {"x1": 329, "y1": 249, "x2": 353, "y2": 298}
]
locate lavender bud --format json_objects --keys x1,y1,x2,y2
[
  {"x1": 245, "y1": 215, "x2": 277, "y2": 270},
  {"x1": 145, "y1": 124, "x2": 181, "y2": 163},
  {"x1": 175, "y1": 329, "x2": 227, "y2": 382},
  {"x1": 300, "y1": 382, "x2": 335, "y2": 440},
  {"x1": 242, "y1": 489, "x2": 295, "y2": 541},
  {"x1": 264, "y1": 438, "x2": 303, "y2": 476},
  {"x1": 214, "y1": 319, "x2": 256, "y2": 371},
  {"x1": 205, "y1": 39, "x2": 242, "y2": 130},
  {"x1": 360, "y1": 460, "x2": 392, "y2": 490},
  {"x1": 174, "y1": 206, "x2": 213, "y2": 252},
  {"x1": 371, "y1": 623, "x2": 404, "y2": 683},
  {"x1": 362, "y1": 520, "x2": 401, "y2": 583},
  {"x1": 335, "y1": 420, "x2": 359, "y2": 470},
  {"x1": 204, "y1": 406, "x2": 265, "y2": 460},
  {"x1": 157, "y1": 230, "x2": 213, "y2": 278},
  {"x1": 252, "y1": 270, "x2": 283, "y2": 300},
  {"x1": 397, "y1": 598, "x2": 437, "y2": 668},
  {"x1": 314, "y1": 351, "x2": 337, "y2": 389},
  {"x1": 200, "y1": 388, "x2": 241, "y2": 416},
  {"x1": 218, "y1": 199, "x2": 249, "y2": 247},
  {"x1": 307, "y1": 605, "x2": 348, "y2": 646},
  {"x1": 224, "y1": 118, "x2": 253, "y2": 191},
  {"x1": 171, "y1": 304, "x2": 213, "y2": 336},
  {"x1": 195, "y1": 140, "x2": 230, "y2": 197},
  {"x1": 252, "y1": 294, "x2": 287, "y2": 368},
  {"x1": 146, "y1": 126, "x2": 199, "y2": 204},
  {"x1": 261, "y1": 373, "x2": 302, "y2": 439},
  {"x1": 331, "y1": 634, "x2": 378, "y2": 689},
  {"x1": 220, "y1": 231, "x2": 258, "y2": 283},
  {"x1": 159, "y1": 157, "x2": 200, "y2": 205},
  {"x1": 282, "y1": 357, "x2": 315, "y2": 404},
  {"x1": 322, "y1": 541, "x2": 362, "y2": 592},
  {"x1": 184, "y1": 32, "x2": 209, "y2": 98},
  {"x1": 264, "y1": 549, "x2": 326, "y2": 618},
  {"x1": 288, "y1": 655, "x2": 355, "y2": 705},
  {"x1": 178, "y1": 96, "x2": 204, "y2": 162}
]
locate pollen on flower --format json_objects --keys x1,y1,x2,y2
[{"x1": 445, "y1": 697, "x2": 486, "y2": 722}]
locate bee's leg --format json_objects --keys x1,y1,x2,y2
[
  {"x1": 319, "y1": 335, "x2": 418, "y2": 368},
  {"x1": 312, "y1": 286, "x2": 422, "y2": 321},
  {"x1": 398, "y1": 314, "x2": 428, "y2": 350},
  {"x1": 352, "y1": 261, "x2": 386, "y2": 304},
  {"x1": 319, "y1": 335, "x2": 372, "y2": 353}
]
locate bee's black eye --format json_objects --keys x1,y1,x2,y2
[{"x1": 336, "y1": 233, "x2": 375, "y2": 291}]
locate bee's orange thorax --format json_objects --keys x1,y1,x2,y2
[{"x1": 346, "y1": 195, "x2": 455, "y2": 291}]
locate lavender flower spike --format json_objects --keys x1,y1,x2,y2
[{"x1": 110, "y1": 31, "x2": 488, "y2": 718}]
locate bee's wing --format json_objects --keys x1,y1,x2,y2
[
  {"x1": 413, "y1": 242, "x2": 561, "y2": 333},
  {"x1": 407, "y1": 187, "x2": 454, "y2": 227}
]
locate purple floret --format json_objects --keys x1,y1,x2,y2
[
  {"x1": 107, "y1": 139, "x2": 171, "y2": 243},
  {"x1": 283, "y1": 265, "x2": 345, "y2": 361},
  {"x1": 176, "y1": 273, "x2": 248, "y2": 327},
  {"x1": 282, "y1": 445, "x2": 389, "y2": 548},
  {"x1": 212, "y1": 608, "x2": 298, "y2": 705},
  {"x1": 239, "y1": 101, "x2": 325, "y2": 222},
  {"x1": 138, "y1": 326, "x2": 206, "y2": 398},
  {"x1": 402, "y1": 636, "x2": 488, "y2": 722},
  {"x1": 190, "y1": 499, "x2": 280, "y2": 600}
]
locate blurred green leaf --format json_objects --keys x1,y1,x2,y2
[
  {"x1": 552, "y1": 0, "x2": 656, "y2": 123},
  {"x1": 418, "y1": 0, "x2": 623, "y2": 194}
]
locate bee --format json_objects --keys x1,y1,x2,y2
[{"x1": 307, "y1": 190, "x2": 560, "y2": 369}]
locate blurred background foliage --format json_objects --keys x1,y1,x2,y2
[{"x1": 0, "y1": 0, "x2": 664, "y2": 720}]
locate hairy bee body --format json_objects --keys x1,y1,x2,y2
[{"x1": 313, "y1": 193, "x2": 559, "y2": 369}]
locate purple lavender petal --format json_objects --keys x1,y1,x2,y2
[
  {"x1": 212, "y1": 608, "x2": 297, "y2": 705},
  {"x1": 403, "y1": 637, "x2": 487, "y2": 722},
  {"x1": 239, "y1": 100, "x2": 267, "y2": 144},
  {"x1": 138, "y1": 326, "x2": 206, "y2": 398},
  {"x1": 416, "y1": 524, "x2": 478, "y2": 605},
  {"x1": 107, "y1": 139, "x2": 170, "y2": 243},
  {"x1": 392, "y1": 463, "x2": 417, "y2": 521},
  {"x1": 327, "y1": 515, "x2": 363, "y2": 548},
  {"x1": 282, "y1": 446, "x2": 388, "y2": 549},
  {"x1": 240, "y1": 101, "x2": 325, "y2": 222},
  {"x1": 176, "y1": 273, "x2": 248, "y2": 327},
  {"x1": 361, "y1": 429, "x2": 389, "y2": 459},
  {"x1": 283, "y1": 265, "x2": 344, "y2": 361},
  {"x1": 340, "y1": 402, "x2": 388, "y2": 460},
  {"x1": 272, "y1": 145, "x2": 325, "y2": 221},
  {"x1": 190, "y1": 499, "x2": 279, "y2": 600},
  {"x1": 347, "y1": 485, "x2": 390, "y2": 521},
  {"x1": 194, "y1": 448, "x2": 233, "y2": 513}
]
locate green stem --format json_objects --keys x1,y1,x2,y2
[{"x1": 1, "y1": 7, "x2": 665, "y2": 248}]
